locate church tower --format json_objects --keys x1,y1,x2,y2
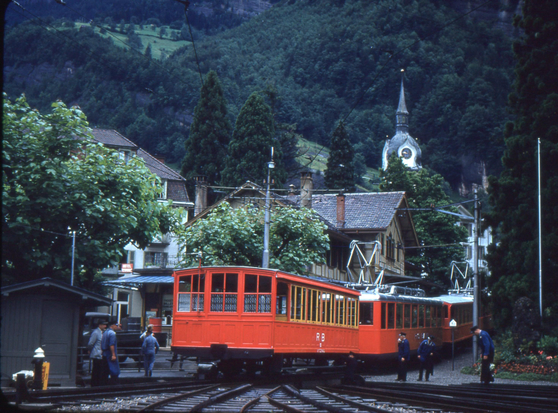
[{"x1": 381, "y1": 75, "x2": 422, "y2": 171}]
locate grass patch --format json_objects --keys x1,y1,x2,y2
[
  {"x1": 75, "y1": 23, "x2": 191, "y2": 59},
  {"x1": 296, "y1": 137, "x2": 380, "y2": 190}
]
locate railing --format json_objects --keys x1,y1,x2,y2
[{"x1": 77, "y1": 346, "x2": 144, "y2": 374}]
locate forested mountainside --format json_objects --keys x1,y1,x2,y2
[{"x1": 3, "y1": 0, "x2": 518, "y2": 189}]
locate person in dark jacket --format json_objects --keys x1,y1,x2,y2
[
  {"x1": 396, "y1": 332, "x2": 410, "y2": 381},
  {"x1": 417, "y1": 336, "x2": 436, "y2": 381},
  {"x1": 471, "y1": 326, "x2": 494, "y2": 385},
  {"x1": 142, "y1": 326, "x2": 160, "y2": 377},
  {"x1": 87, "y1": 319, "x2": 107, "y2": 387}
]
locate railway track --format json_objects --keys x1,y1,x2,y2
[{"x1": 7, "y1": 379, "x2": 558, "y2": 412}]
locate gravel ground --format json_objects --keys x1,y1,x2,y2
[{"x1": 362, "y1": 347, "x2": 558, "y2": 386}]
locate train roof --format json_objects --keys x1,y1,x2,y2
[
  {"x1": 173, "y1": 266, "x2": 360, "y2": 297},
  {"x1": 437, "y1": 294, "x2": 474, "y2": 304},
  {"x1": 358, "y1": 290, "x2": 443, "y2": 306}
]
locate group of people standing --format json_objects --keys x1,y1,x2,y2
[
  {"x1": 87, "y1": 320, "x2": 160, "y2": 387},
  {"x1": 395, "y1": 327, "x2": 494, "y2": 384}
]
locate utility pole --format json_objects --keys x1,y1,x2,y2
[
  {"x1": 71, "y1": 231, "x2": 76, "y2": 286},
  {"x1": 472, "y1": 187, "x2": 479, "y2": 362},
  {"x1": 262, "y1": 148, "x2": 275, "y2": 269}
]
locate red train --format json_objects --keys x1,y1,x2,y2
[{"x1": 171, "y1": 266, "x2": 489, "y2": 375}]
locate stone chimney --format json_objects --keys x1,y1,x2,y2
[
  {"x1": 336, "y1": 193, "x2": 346, "y2": 228},
  {"x1": 194, "y1": 175, "x2": 208, "y2": 217},
  {"x1": 300, "y1": 172, "x2": 313, "y2": 209}
]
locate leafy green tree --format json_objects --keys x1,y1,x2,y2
[
  {"x1": 180, "y1": 70, "x2": 232, "y2": 186},
  {"x1": 324, "y1": 122, "x2": 356, "y2": 192},
  {"x1": 2, "y1": 94, "x2": 183, "y2": 288},
  {"x1": 486, "y1": 0, "x2": 558, "y2": 329},
  {"x1": 381, "y1": 154, "x2": 467, "y2": 289},
  {"x1": 222, "y1": 92, "x2": 286, "y2": 187},
  {"x1": 176, "y1": 203, "x2": 329, "y2": 275}
]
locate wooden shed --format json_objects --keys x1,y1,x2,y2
[{"x1": 1, "y1": 278, "x2": 112, "y2": 387}]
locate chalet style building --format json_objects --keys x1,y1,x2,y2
[{"x1": 90, "y1": 129, "x2": 193, "y2": 333}]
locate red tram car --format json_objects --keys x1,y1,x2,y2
[
  {"x1": 171, "y1": 266, "x2": 360, "y2": 375},
  {"x1": 171, "y1": 266, "x2": 488, "y2": 375},
  {"x1": 358, "y1": 286, "x2": 444, "y2": 360}
]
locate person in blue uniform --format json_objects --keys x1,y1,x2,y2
[
  {"x1": 396, "y1": 332, "x2": 410, "y2": 381},
  {"x1": 417, "y1": 335, "x2": 436, "y2": 381},
  {"x1": 471, "y1": 326, "x2": 494, "y2": 384},
  {"x1": 101, "y1": 320, "x2": 122, "y2": 385},
  {"x1": 142, "y1": 325, "x2": 160, "y2": 377}
]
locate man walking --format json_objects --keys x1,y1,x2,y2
[
  {"x1": 396, "y1": 332, "x2": 410, "y2": 381},
  {"x1": 417, "y1": 336, "x2": 436, "y2": 381},
  {"x1": 471, "y1": 326, "x2": 494, "y2": 385},
  {"x1": 87, "y1": 319, "x2": 107, "y2": 387},
  {"x1": 101, "y1": 320, "x2": 122, "y2": 385},
  {"x1": 142, "y1": 325, "x2": 160, "y2": 377}
]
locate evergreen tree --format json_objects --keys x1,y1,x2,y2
[
  {"x1": 486, "y1": 0, "x2": 558, "y2": 329},
  {"x1": 381, "y1": 154, "x2": 467, "y2": 290},
  {"x1": 222, "y1": 92, "x2": 286, "y2": 187},
  {"x1": 181, "y1": 70, "x2": 232, "y2": 186},
  {"x1": 324, "y1": 122, "x2": 356, "y2": 192}
]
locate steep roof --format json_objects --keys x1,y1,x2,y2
[
  {"x1": 137, "y1": 148, "x2": 186, "y2": 182},
  {"x1": 286, "y1": 191, "x2": 419, "y2": 247},
  {"x1": 90, "y1": 128, "x2": 138, "y2": 150}
]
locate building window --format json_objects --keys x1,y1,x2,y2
[
  {"x1": 114, "y1": 290, "x2": 129, "y2": 323},
  {"x1": 144, "y1": 252, "x2": 168, "y2": 267},
  {"x1": 158, "y1": 179, "x2": 167, "y2": 199}
]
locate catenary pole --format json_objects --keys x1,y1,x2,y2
[
  {"x1": 472, "y1": 187, "x2": 479, "y2": 362},
  {"x1": 538, "y1": 138, "x2": 543, "y2": 318},
  {"x1": 262, "y1": 148, "x2": 274, "y2": 268}
]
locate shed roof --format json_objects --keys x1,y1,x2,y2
[{"x1": 1, "y1": 278, "x2": 112, "y2": 306}]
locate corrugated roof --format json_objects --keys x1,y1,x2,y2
[{"x1": 103, "y1": 275, "x2": 175, "y2": 286}]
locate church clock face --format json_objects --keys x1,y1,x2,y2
[{"x1": 401, "y1": 148, "x2": 412, "y2": 159}]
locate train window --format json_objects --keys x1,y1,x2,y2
[
  {"x1": 425, "y1": 306, "x2": 431, "y2": 328},
  {"x1": 387, "y1": 303, "x2": 395, "y2": 329},
  {"x1": 444, "y1": 305, "x2": 448, "y2": 319},
  {"x1": 412, "y1": 305, "x2": 417, "y2": 328},
  {"x1": 290, "y1": 286, "x2": 306, "y2": 322},
  {"x1": 419, "y1": 305, "x2": 424, "y2": 328},
  {"x1": 359, "y1": 302, "x2": 373, "y2": 325},
  {"x1": 244, "y1": 274, "x2": 272, "y2": 313},
  {"x1": 348, "y1": 298, "x2": 358, "y2": 327},
  {"x1": 245, "y1": 274, "x2": 258, "y2": 293},
  {"x1": 177, "y1": 274, "x2": 205, "y2": 312},
  {"x1": 404, "y1": 305, "x2": 410, "y2": 329},
  {"x1": 381, "y1": 303, "x2": 386, "y2": 329},
  {"x1": 336, "y1": 295, "x2": 345, "y2": 325},
  {"x1": 309, "y1": 289, "x2": 320, "y2": 322},
  {"x1": 322, "y1": 293, "x2": 332, "y2": 324},
  {"x1": 396, "y1": 304, "x2": 403, "y2": 329},
  {"x1": 210, "y1": 273, "x2": 238, "y2": 312},
  {"x1": 276, "y1": 282, "x2": 288, "y2": 316}
]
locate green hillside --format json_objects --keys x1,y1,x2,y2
[{"x1": 4, "y1": 0, "x2": 515, "y2": 189}]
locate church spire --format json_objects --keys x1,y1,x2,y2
[{"x1": 395, "y1": 74, "x2": 409, "y2": 134}]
